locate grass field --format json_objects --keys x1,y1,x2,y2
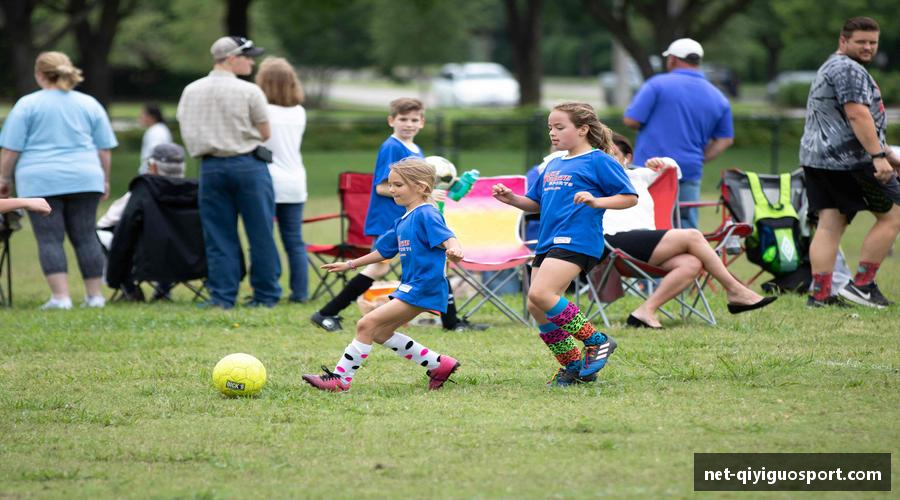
[{"x1": 0, "y1": 145, "x2": 897, "y2": 498}]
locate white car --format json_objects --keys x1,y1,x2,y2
[{"x1": 432, "y1": 63, "x2": 520, "y2": 107}]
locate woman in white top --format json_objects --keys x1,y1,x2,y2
[
  {"x1": 256, "y1": 57, "x2": 309, "y2": 302},
  {"x1": 138, "y1": 104, "x2": 172, "y2": 175},
  {"x1": 605, "y1": 133, "x2": 776, "y2": 329}
]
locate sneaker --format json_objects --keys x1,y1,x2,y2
[
  {"x1": 310, "y1": 311, "x2": 343, "y2": 332},
  {"x1": 839, "y1": 282, "x2": 892, "y2": 308},
  {"x1": 547, "y1": 366, "x2": 583, "y2": 387},
  {"x1": 806, "y1": 295, "x2": 853, "y2": 308},
  {"x1": 579, "y1": 336, "x2": 618, "y2": 378},
  {"x1": 83, "y1": 295, "x2": 106, "y2": 308},
  {"x1": 40, "y1": 296, "x2": 72, "y2": 310},
  {"x1": 245, "y1": 300, "x2": 276, "y2": 308},
  {"x1": 426, "y1": 355, "x2": 460, "y2": 390},
  {"x1": 302, "y1": 366, "x2": 350, "y2": 392},
  {"x1": 451, "y1": 318, "x2": 489, "y2": 332}
]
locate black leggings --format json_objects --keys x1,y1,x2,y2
[{"x1": 27, "y1": 192, "x2": 105, "y2": 278}]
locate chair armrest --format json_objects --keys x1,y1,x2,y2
[{"x1": 303, "y1": 213, "x2": 341, "y2": 224}]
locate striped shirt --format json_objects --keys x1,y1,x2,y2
[{"x1": 176, "y1": 69, "x2": 269, "y2": 157}]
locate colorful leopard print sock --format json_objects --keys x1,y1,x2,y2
[
  {"x1": 382, "y1": 332, "x2": 442, "y2": 370},
  {"x1": 539, "y1": 322, "x2": 582, "y2": 368},
  {"x1": 546, "y1": 298, "x2": 607, "y2": 347},
  {"x1": 333, "y1": 339, "x2": 372, "y2": 385}
]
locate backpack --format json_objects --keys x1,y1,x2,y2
[{"x1": 745, "y1": 172, "x2": 801, "y2": 276}]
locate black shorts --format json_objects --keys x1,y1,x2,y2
[
  {"x1": 605, "y1": 229, "x2": 668, "y2": 263},
  {"x1": 803, "y1": 166, "x2": 900, "y2": 222},
  {"x1": 532, "y1": 248, "x2": 601, "y2": 274}
]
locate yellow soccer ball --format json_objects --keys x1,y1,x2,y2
[{"x1": 212, "y1": 353, "x2": 267, "y2": 397}]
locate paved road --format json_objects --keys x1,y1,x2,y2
[{"x1": 328, "y1": 79, "x2": 607, "y2": 110}]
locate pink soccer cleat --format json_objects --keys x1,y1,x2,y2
[
  {"x1": 426, "y1": 355, "x2": 460, "y2": 390},
  {"x1": 302, "y1": 365, "x2": 350, "y2": 392}
]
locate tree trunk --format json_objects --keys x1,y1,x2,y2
[
  {"x1": 71, "y1": 0, "x2": 131, "y2": 107},
  {"x1": 225, "y1": 0, "x2": 252, "y2": 37},
  {"x1": 503, "y1": 0, "x2": 542, "y2": 106},
  {"x1": 0, "y1": 0, "x2": 39, "y2": 97}
]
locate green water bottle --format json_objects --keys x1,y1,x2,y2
[{"x1": 448, "y1": 169, "x2": 480, "y2": 201}]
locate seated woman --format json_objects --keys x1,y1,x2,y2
[{"x1": 604, "y1": 133, "x2": 776, "y2": 328}]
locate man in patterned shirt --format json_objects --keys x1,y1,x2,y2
[{"x1": 800, "y1": 16, "x2": 900, "y2": 308}]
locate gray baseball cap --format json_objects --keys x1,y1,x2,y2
[
  {"x1": 150, "y1": 143, "x2": 186, "y2": 163},
  {"x1": 210, "y1": 36, "x2": 265, "y2": 60}
]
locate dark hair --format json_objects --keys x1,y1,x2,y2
[
  {"x1": 389, "y1": 97, "x2": 425, "y2": 117},
  {"x1": 143, "y1": 103, "x2": 164, "y2": 124},
  {"x1": 551, "y1": 102, "x2": 614, "y2": 154},
  {"x1": 681, "y1": 54, "x2": 702, "y2": 65},
  {"x1": 842, "y1": 17, "x2": 880, "y2": 39},
  {"x1": 611, "y1": 133, "x2": 633, "y2": 158}
]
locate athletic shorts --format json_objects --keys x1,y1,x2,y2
[
  {"x1": 532, "y1": 248, "x2": 601, "y2": 274},
  {"x1": 803, "y1": 165, "x2": 900, "y2": 222},
  {"x1": 605, "y1": 229, "x2": 668, "y2": 263}
]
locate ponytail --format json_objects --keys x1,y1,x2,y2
[{"x1": 35, "y1": 51, "x2": 84, "y2": 91}]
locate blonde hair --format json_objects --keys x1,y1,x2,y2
[
  {"x1": 255, "y1": 57, "x2": 304, "y2": 106},
  {"x1": 35, "y1": 52, "x2": 83, "y2": 91},
  {"x1": 389, "y1": 97, "x2": 425, "y2": 117},
  {"x1": 391, "y1": 157, "x2": 436, "y2": 205},
  {"x1": 552, "y1": 102, "x2": 614, "y2": 154}
]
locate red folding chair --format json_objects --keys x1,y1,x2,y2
[
  {"x1": 304, "y1": 172, "x2": 375, "y2": 300},
  {"x1": 584, "y1": 167, "x2": 718, "y2": 325}
]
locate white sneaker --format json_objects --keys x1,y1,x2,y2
[
  {"x1": 83, "y1": 295, "x2": 106, "y2": 308},
  {"x1": 40, "y1": 296, "x2": 73, "y2": 310}
]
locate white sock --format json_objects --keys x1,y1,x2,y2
[
  {"x1": 382, "y1": 332, "x2": 441, "y2": 370},
  {"x1": 334, "y1": 339, "x2": 372, "y2": 385}
]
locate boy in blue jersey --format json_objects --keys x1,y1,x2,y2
[
  {"x1": 303, "y1": 158, "x2": 461, "y2": 392},
  {"x1": 311, "y1": 98, "x2": 486, "y2": 333},
  {"x1": 494, "y1": 102, "x2": 637, "y2": 387}
]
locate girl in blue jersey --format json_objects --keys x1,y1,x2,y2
[
  {"x1": 493, "y1": 102, "x2": 638, "y2": 387},
  {"x1": 303, "y1": 158, "x2": 463, "y2": 392}
]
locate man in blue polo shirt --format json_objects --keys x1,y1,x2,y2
[{"x1": 624, "y1": 38, "x2": 734, "y2": 229}]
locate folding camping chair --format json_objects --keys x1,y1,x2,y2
[
  {"x1": 717, "y1": 168, "x2": 808, "y2": 286},
  {"x1": 443, "y1": 175, "x2": 534, "y2": 326},
  {"x1": 580, "y1": 167, "x2": 718, "y2": 326},
  {"x1": 0, "y1": 209, "x2": 23, "y2": 306},
  {"x1": 305, "y1": 172, "x2": 376, "y2": 300},
  {"x1": 106, "y1": 176, "x2": 209, "y2": 302}
]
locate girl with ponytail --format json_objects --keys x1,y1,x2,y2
[{"x1": 492, "y1": 102, "x2": 637, "y2": 387}]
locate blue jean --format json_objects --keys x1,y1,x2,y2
[
  {"x1": 199, "y1": 154, "x2": 281, "y2": 306},
  {"x1": 276, "y1": 202, "x2": 308, "y2": 302},
  {"x1": 678, "y1": 179, "x2": 702, "y2": 229}
]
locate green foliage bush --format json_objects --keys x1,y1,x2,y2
[{"x1": 775, "y1": 82, "x2": 812, "y2": 108}]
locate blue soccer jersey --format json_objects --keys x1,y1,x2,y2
[
  {"x1": 525, "y1": 149, "x2": 637, "y2": 258},
  {"x1": 364, "y1": 136, "x2": 424, "y2": 236},
  {"x1": 374, "y1": 204, "x2": 455, "y2": 312}
]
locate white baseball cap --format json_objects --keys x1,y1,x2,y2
[{"x1": 662, "y1": 38, "x2": 704, "y2": 59}]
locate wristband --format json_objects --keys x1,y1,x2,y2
[
  {"x1": 871, "y1": 151, "x2": 888, "y2": 159},
  {"x1": 348, "y1": 259, "x2": 356, "y2": 270}
]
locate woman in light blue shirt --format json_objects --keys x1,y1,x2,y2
[{"x1": 0, "y1": 51, "x2": 117, "y2": 310}]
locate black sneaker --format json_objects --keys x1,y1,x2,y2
[
  {"x1": 451, "y1": 318, "x2": 489, "y2": 332},
  {"x1": 547, "y1": 366, "x2": 596, "y2": 387},
  {"x1": 838, "y1": 282, "x2": 892, "y2": 308},
  {"x1": 806, "y1": 295, "x2": 853, "y2": 308},
  {"x1": 311, "y1": 311, "x2": 343, "y2": 332}
]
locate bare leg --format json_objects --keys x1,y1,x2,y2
[
  {"x1": 355, "y1": 298, "x2": 424, "y2": 345},
  {"x1": 631, "y1": 254, "x2": 701, "y2": 328},
  {"x1": 84, "y1": 277, "x2": 103, "y2": 297},
  {"x1": 46, "y1": 273, "x2": 70, "y2": 299},
  {"x1": 526, "y1": 258, "x2": 582, "y2": 322},
  {"x1": 809, "y1": 209, "x2": 848, "y2": 274},
  {"x1": 859, "y1": 204, "x2": 900, "y2": 264},
  {"x1": 361, "y1": 261, "x2": 392, "y2": 280},
  {"x1": 648, "y1": 229, "x2": 765, "y2": 304}
]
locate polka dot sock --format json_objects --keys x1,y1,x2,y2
[
  {"x1": 382, "y1": 333, "x2": 441, "y2": 370},
  {"x1": 333, "y1": 339, "x2": 372, "y2": 385}
]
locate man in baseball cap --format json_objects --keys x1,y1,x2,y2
[
  {"x1": 624, "y1": 36, "x2": 733, "y2": 229},
  {"x1": 210, "y1": 36, "x2": 265, "y2": 61}
]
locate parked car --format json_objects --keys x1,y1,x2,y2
[
  {"x1": 600, "y1": 58, "x2": 738, "y2": 105},
  {"x1": 766, "y1": 71, "x2": 818, "y2": 102},
  {"x1": 432, "y1": 63, "x2": 520, "y2": 107}
]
